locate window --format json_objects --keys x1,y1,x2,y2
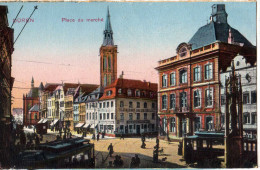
[
  {"x1": 89, "y1": 113, "x2": 91, "y2": 120},
  {"x1": 118, "y1": 88, "x2": 122, "y2": 94},
  {"x1": 104, "y1": 75, "x2": 107, "y2": 87},
  {"x1": 243, "y1": 92, "x2": 250, "y2": 104},
  {"x1": 107, "y1": 102, "x2": 109, "y2": 108},
  {"x1": 243, "y1": 113, "x2": 250, "y2": 124},
  {"x1": 111, "y1": 113, "x2": 114, "y2": 119},
  {"x1": 127, "y1": 89, "x2": 132, "y2": 96},
  {"x1": 129, "y1": 113, "x2": 133, "y2": 120},
  {"x1": 99, "y1": 103, "x2": 102, "y2": 108},
  {"x1": 193, "y1": 66, "x2": 201, "y2": 82},
  {"x1": 144, "y1": 113, "x2": 147, "y2": 120},
  {"x1": 205, "y1": 88, "x2": 213, "y2": 107},
  {"x1": 144, "y1": 102, "x2": 147, "y2": 108},
  {"x1": 120, "y1": 113, "x2": 124, "y2": 120},
  {"x1": 129, "y1": 125, "x2": 133, "y2": 133},
  {"x1": 205, "y1": 63, "x2": 213, "y2": 80},
  {"x1": 92, "y1": 113, "x2": 94, "y2": 120},
  {"x1": 136, "y1": 90, "x2": 140, "y2": 97},
  {"x1": 221, "y1": 95, "x2": 226, "y2": 105},
  {"x1": 170, "y1": 94, "x2": 176, "y2": 110},
  {"x1": 106, "y1": 90, "x2": 112, "y2": 96},
  {"x1": 152, "y1": 113, "x2": 155, "y2": 120},
  {"x1": 103, "y1": 102, "x2": 105, "y2": 108},
  {"x1": 107, "y1": 113, "x2": 109, "y2": 119},
  {"x1": 34, "y1": 113, "x2": 37, "y2": 120},
  {"x1": 251, "y1": 91, "x2": 256, "y2": 104},
  {"x1": 136, "y1": 113, "x2": 140, "y2": 120},
  {"x1": 162, "y1": 74, "x2": 167, "y2": 87},
  {"x1": 152, "y1": 103, "x2": 155, "y2": 109},
  {"x1": 180, "y1": 69, "x2": 187, "y2": 84},
  {"x1": 86, "y1": 113, "x2": 88, "y2": 120},
  {"x1": 129, "y1": 101, "x2": 133, "y2": 108},
  {"x1": 194, "y1": 90, "x2": 201, "y2": 108},
  {"x1": 137, "y1": 102, "x2": 140, "y2": 108},
  {"x1": 180, "y1": 92, "x2": 187, "y2": 108},
  {"x1": 111, "y1": 101, "x2": 114, "y2": 107},
  {"x1": 170, "y1": 117, "x2": 176, "y2": 132},
  {"x1": 162, "y1": 95, "x2": 167, "y2": 110},
  {"x1": 251, "y1": 113, "x2": 256, "y2": 124},
  {"x1": 170, "y1": 73, "x2": 176, "y2": 86},
  {"x1": 103, "y1": 113, "x2": 106, "y2": 120},
  {"x1": 95, "y1": 112, "x2": 97, "y2": 120},
  {"x1": 195, "y1": 117, "x2": 201, "y2": 131},
  {"x1": 120, "y1": 101, "x2": 124, "y2": 107}
]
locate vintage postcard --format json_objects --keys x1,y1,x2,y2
[{"x1": 0, "y1": 1, "x2": 257, "y2": 169}]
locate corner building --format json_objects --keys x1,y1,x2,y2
[{"x1": 155, "y1": 4, "x2": 256, "y2": 140}]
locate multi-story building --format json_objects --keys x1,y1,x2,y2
[
  {"x1": 220, "y1": 55, "x2": 257, "y2": 138},
  {"x1": 85, "y1": 87, "x2": 104, "y2": 134},
  {"x1": 99, "y1": 77, "x2": 158, "y2": 136},
  {"x1": 155, "y1": 4, "x2": 256, "y2": 140},
  {"x1": 65, "y1": 94, "x2": 73, "y2": 131},
  {"x1": 0, "y1": 6, "x2": 14, "y2": 165}
]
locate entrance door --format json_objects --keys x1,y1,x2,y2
[
  {"x1": 125, "y1": 126, "x2": 128, "y2": 134},
  {"x1": 136, "y1": 125, "x2": 140, "y2": 134}
]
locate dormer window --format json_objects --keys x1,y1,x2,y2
[
  {"x1": 127, "y1": 89, "x2": 132, "y2": 96},
  {"x1": 179, "y1": 47, "x2": 187, "y2": 57},
  {"x1": 136, "y1": 90, "x2": 140, "y2": 97},
  {"x1": 106, "y1": 90, "x2": 112, "y2": 96},
  {"x1": 118, "y1": 88, "x2": 122, "y2": 94}
]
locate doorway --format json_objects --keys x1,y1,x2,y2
[{"x1": 136, "y1": 125, "x2": 140, "y2": 134}]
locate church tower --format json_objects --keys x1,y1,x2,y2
[{"x1": 100, "y1": 7, "x2": 117, "y2": 87}]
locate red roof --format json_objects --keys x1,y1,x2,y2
[
  {"x1": 99, "y1": 78, "x2": 158, "y2": 100},
  {"x1": 44, "y1": 83, "x2": 61, "y2": 92}
]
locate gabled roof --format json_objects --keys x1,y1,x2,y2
[
  {"x1": 188, "y1": 22, "x2": 253, "y2": 50},
  {"x1": 29, "y1": 104, "x2": 39, "y2": 112},
  {"x1": 44, "y1": 83, "x2": 60, "y2": 92}
]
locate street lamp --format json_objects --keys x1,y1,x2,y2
[{"x1": 91, "y1": 103, "x2": 96, "y2": 139}]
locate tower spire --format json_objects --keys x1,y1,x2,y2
[
  {"x1": 31, "y1": 76, "x2": 34, "y2": 88},
  {"x1": 103, "y1": 6, "x2": 114, "y2": 46}
]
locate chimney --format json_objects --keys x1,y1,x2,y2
[
  {"x1": 143, "y1": 80, "x2": 146, "y2": 83},
  {"x1": 211, "y1": 4, "x2": 228, "y2": 24},
  {"x1": 119, "y1": 71, "x2": 124, "y2": 79},
  {"x1": 228, "y1": 28, "x2": 233, "y2": 44}
]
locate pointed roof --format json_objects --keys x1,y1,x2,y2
[
  {"x1": 105, "y1": 7, "x2": 112, "y2": 32},
  {"x1": 102, "y1": 6, "x2": 114, "y2": 46},
  {"x1": 31, "y1": 77, "x2": 34, "y2": 83}
]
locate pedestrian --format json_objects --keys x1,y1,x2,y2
[
  {"x1": 135, "y1": 154, "x2": 140, "y2": 167},
  {"x1": 130, "y1": 157, "x2": 136, "y2": 168},
  {"x1": 113, "y1": 155, "x2": 123, "y2": 168},
  {"x1": 97, "y1": 133, "x2": 100, "y2": 141},
  {"x1": 35, "y1": 135, "x2": 40, "y2": 145},
  {"x1": 108, "y1": 143, "x2": 114, "y2": 157},
  {"x1": 156, "y1": 136, "x2": 160, "y2": 148}
]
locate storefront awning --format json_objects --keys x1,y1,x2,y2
[
  {"x1": 50, "y1": 119, "x2": 59, "y2": 126},
  {"x1": 42, "y1": 119, "x2": 48, "y2": 123},
  {"x1": 83, "y1": 124, "x2": 90, "y2": 128},
  {"x1": 38, "y1": 119, "x2": 44, "y2": 124},
  {"x1": 75, "y1": 123, "x2": 85, "y2": 128},
  {"x1": 90, "y1": 124, "x2": 96, "y2": 128}
]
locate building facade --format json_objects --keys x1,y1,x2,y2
[
  {"x1": 156, "y1": 4, "x2": 256, "y2": 140},
  {"x1": 99, "y1": 78, "x2": 158, "y2": 136},
  {"x1": 220, "y1": 55, "x2": 257, "y2": 138}
]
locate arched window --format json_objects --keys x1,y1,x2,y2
[
  {"x1": 108, "y1": 55, "x2": 111, "y2": 70},
  {"x1": 108, "y1": 75, "x2": 111, "y2": 85},
  {"x1": 104, "y1": 75, "x2": 107, "y2": 87},
  {"x1": 180, "y1": 69, "x2": 187, "y2": 84},
  {"x1": 34, "y1": 113, "x2": 37, "y2": 120},
  {"x1": 103, "y1": 55, "x2": 107, "y2": 71}
]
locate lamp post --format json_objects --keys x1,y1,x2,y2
[{"x1": 92, "y1": 102, "x2": 96, "y2": 139}]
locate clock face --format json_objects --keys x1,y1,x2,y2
[{"x1": 179, "y1": 47, "x2": 187, "y2": 57}]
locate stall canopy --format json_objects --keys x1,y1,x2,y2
[
  {"x1": 83, "y1": 124, "x2": 90, "y2": 128},
  {"x1": 50, "y1": 119, "x2": 59, "y2": 126},
  {"x1": 90, "y1": 124, "x2": 97, "y2": 128},
  {"x1": 76, "y1": 123, "x2": 85, "y2": 128}
]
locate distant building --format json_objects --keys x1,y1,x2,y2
[
  {"x1": 220, "y1": 55, "x2": 257, "y2": 138},
  {"x1": 23, "y1": 77, "x2": 42, "y2": 126},
  {"x1": 99, "y1": 78, "x2": 158, "y2": 136},
  {"x1": 155, "y1": 4, "x2": 256, "y2": 140},
  {"x1": 12, "y1": 108, "x2": 23, "y2": 125}
]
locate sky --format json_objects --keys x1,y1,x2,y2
[{"x1": 1, "y1": 2, "x2": 256, "y2": 108}]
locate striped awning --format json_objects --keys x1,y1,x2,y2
[
  {"x1": 38, "y1": 119, "x2": 43, "y2": 124},
  {"x1": 42, "y1": 119, "x2": 48, "y2": 123},
  {"x1": 83, "y1": 124, "x2": 90, "y2": 128},
  {"x1": 50, "y1": 119, "x2": 59, "y2": 126},
  {"x1": 75, "y1": 123, "x2": 85, "y2": 128}
]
